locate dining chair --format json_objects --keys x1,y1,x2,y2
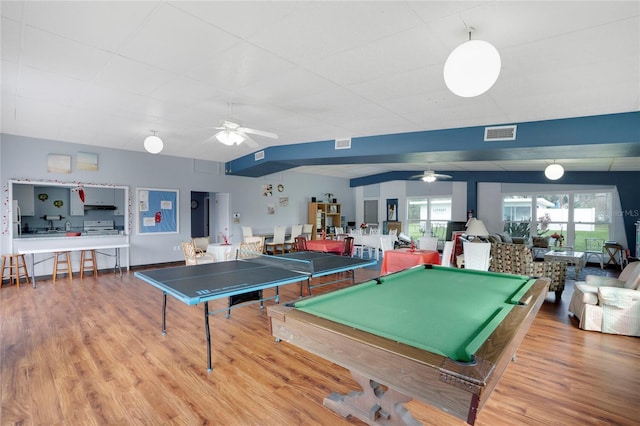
[
  {"x1": 265, "y1": 226, "x2": 286, "y2": 255},
  {"x1": 462, "y1": 241, "x2": 491, "y2": 271},
  {"x1": 285, "y1": 224, "x2": 304, "y2": 251},
  {"x1": 243, "y1": 236, "x2": 265, "y2": 253},
  {"x1": 441, "y1": 241, "x2": 454, "y2": 267},
  {"x1": 341, "y1": 236, "x2": 355, "y2": 257},
  {"x1": 419, "y1": 236, "x2": 438, "y2": 251},
  {"x1": 181, "y1": 241, "x2": 215, "y2": 265},
  {"x1": 302, "y1": 224, "x2": 314, "y2": 239},
  {"x1": 191, "y1": 236, "x2": 210, "y2": 255},
  {"x1": 379, "y1": 236, "x2": 395, "y2": 260},
  {"x1": 241, "y1": 226, "x2": 253, "y2": 241},
  {"x1": 294, "y1": 236, "x2": 308, "y2": 251}
]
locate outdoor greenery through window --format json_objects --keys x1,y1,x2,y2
[
  {"x1": 502, "y1": 191, "x2": 612, "y2": 251},
  {"x1": 407, "y1": 197, "x2": 452, "y2": 241}
]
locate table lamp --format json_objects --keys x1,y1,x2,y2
[{"x1": 465, "y1": 219, "x2": 489, "y2": 242}]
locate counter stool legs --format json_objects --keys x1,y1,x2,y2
[
  {"x1": 1, "y1": 254, "x2": 30, "y2": 288},
  {"x1": 80, "y1": 250, "x2": 98, "y2": 278},
  {"x1": 53, "y1": 251, "x2": 72, "y2": 282}
]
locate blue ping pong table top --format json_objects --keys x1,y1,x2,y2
[{"x1": 134, "y1": 252, "x2": 377, "y2": 305}]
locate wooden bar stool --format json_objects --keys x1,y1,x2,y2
[
  {"x1": 53, "y1": 251, "x2": 72, "y2": 282},
  {"x1": 80, "y1": 250, "x2": 98, "y2": 278},
  {"x1": 1, "y1": 254, "x2": 30, "y2": 288}
]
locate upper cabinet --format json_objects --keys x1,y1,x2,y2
[
  {"x1": 13, "y1": 184, "x2": 35, "y2": 216},
  {"x1": 113, "y1": 189, "x2": 125, "y2": 216},
  {"x1": 84, "y1": 187, "x2": 115, "y2": 206},
  {"x1": 70, "y1": 187, "x2": 117, "y2": 216}
]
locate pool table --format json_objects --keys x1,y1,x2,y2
[{"x1": 267, "y1": 265, "x2": 548, "y2": 425}]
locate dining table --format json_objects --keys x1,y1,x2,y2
[
  {"x1": 380, "y1": 248, "x2": 441, "y2": 275},
  {"x1": 306, "y1": 239, "x2": 344, "y2": 254},
  {"x1": 207, "y1": 242, "x2": 241, "y2": 262}
]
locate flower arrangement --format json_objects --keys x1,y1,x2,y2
[
  {"x1": 360, "y1": 223, "x2": 368, "y2": 229},
  {"x1": 219, "y1": 229, "x2": 232, "y2": 245},
  {"x1": 550, "y1": 231, "x2": 564, "y2": 247}
]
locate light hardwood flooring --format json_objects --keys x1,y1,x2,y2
[{"x1": 1, "y1": 264, "x2": 638, "y2": 425}]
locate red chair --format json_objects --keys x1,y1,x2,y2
[
  {"x1": 294, "y1": 236, "x2": 308, "y2": 251},
  {"x1": 341, "y1": 236, "x2": 354, "y2": 256}
]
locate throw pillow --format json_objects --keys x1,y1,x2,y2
[
  {"x1": 532, "y1": 236, "x2": 549, "y2": 248},
  {"x1": 500, "y1": 233, "x2": 513, "y2": 244}
]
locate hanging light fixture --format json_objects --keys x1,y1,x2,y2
[
  {"x1": 545, "y1": 162, "x2": 565, "y2": 180},
  {"x1": 144, "y1": 130, "x2": 163, "y2": 154},
  {"x1": 444, "y1": 26, "x2": 501, "y2": 97},
  {"x1": 422, "y1": 175, "x2": 437, "y2": 183},
  {"x1": 215, "y1": 130, "x2": 245, "y2": 146}
]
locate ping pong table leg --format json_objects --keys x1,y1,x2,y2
[
  {"x1": 204, "y1": 301, "x2": 212, "y2": 372},
  {"x1": 162, "y1": 292, "x2": 167, "y2": 335}
]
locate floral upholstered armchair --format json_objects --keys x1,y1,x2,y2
[{"x1": 490, "y1": 242, "x2": 566, "y2": 299}]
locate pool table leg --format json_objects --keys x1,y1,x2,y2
[{"x1": 323, "y1": 370, "x2": 420, "y2": 426}]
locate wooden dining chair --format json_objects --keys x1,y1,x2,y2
[
  {"x1": 265, "y1": 226, "x2": 286, "y2": 255},
  {"x1": 294, "y1": 236, "x2": 308, "y2": 251},
  {"x1": 341, "y1": 236, "x2": 354, "y2": 257}
]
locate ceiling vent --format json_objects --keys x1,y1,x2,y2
[
  {"x1": 254, "y1": 150, "x2": 265, "y2": 161},
  {"x1": 484, "y1": 125, "x2": 517, "y2": 141},
  {"x1": 335, "y1": 138, "x2": 351, "y2": 150}
]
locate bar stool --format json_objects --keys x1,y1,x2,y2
[
  {"x1": 1, "y1": 254, "x2": 30, "y2": 288},
  {"x1": 80, "y1": 250, "x2": 98, "y2": 278},
  {"x1": 53, "y1": 251, "x2": 72, "y2": 282}
]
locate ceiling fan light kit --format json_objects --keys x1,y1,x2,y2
[
  {"x1": 444, "y1": 27, "x2": 501, "y2": 98},
  {"x1": 215, "y1": 130, "x2": 245, "y2": 146},
  {"x1": 412, "y1": 169, "x2": 452, "y2": 183},
  {"x1": 422, "y1": 175, "x2": 437, "y2": 183},
  {"x1": 144, "y1": 131, "x2": 163, "y2": 154}
]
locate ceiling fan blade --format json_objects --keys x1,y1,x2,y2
[
  {"x1": 433, "y1": 173, "x2": 452, "y2": 179},
  {"x1": 241, "y1": 133, "x2": 259, "y2": 148},
  {"x1": 239, "y1": 127, "x2": 278, "y2": 139}
]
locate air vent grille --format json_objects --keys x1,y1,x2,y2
[
  {"x1": 254, "y1": 151, "x2": 265, "y2": 161},
  {"x1": 335, "y1": 138, "x2": 351, "y2": 149},
  {"x1": 484, "y1": 125, "x2": 517, "y2": 141}
]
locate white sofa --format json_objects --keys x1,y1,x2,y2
[{"x1": 568, "y1": 262, "x2": 640, "y2": 336}]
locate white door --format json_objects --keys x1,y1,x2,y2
[{"x1": 213, "y1": 193, "x2": 230, "y2": 244}]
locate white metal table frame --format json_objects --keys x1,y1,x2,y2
[
  {"x1": 544, "y1": 250, "x2": 586, "y2": 278},
  {"x1": 18, "y1": 243, "x2": 130, "y2": 288}
]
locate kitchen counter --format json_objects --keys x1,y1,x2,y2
[{"x1": 15, "y1": 232, "x2": 124, "y2": 239}]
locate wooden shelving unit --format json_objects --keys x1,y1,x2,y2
[{"x1": 308, "y1": 202, "x2": 341, "y2": 240}]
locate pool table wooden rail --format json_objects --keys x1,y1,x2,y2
[{"x1": 267, "y1": 277, "x2": 549, "y2": 425}]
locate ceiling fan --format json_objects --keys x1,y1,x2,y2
[
  {"x1": 210, "y1": 120, "x2": 278, "y2": 148},
  {"x1": 410, "y1": 169, "x2": 452, "y2": 183}
]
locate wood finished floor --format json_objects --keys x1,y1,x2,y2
[{"x1": 1, "y1": 265, "x2": 638, "y2": 425}]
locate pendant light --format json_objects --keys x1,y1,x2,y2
[
  {"x1": 144, "y1": 130, "x2": 163, "y2": 154},
  {"x1": 444, "y1": 27, "x2": 501, "y2": 97},
  {"x1": 545, "y1": 162, "x2": 565, "y2": 180}
]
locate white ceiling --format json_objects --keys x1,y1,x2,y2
[{"x1": 1, "y1": 1, "x2": 639, "y2": 179}]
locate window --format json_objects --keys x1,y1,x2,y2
[
  {"x1": 502, "y1": 190, "x2": 613, "y2": 250},
  {"x1": 573, "y1": 192, "x2": 612, "y2": 251},
  {"x1": 407, "y1": 197, "x2": 451, "y2": 241}
]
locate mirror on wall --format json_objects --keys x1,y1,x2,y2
[{"x1": 10, "y1": 181, "x2": 128, "y2": 237}]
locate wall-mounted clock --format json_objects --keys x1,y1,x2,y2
[
  {"x1": 191, "y1": 199, "x2": 199, "y2": 209},
  {"x1": 277, "y1": 184, "x2": 285, "y2": 192}
]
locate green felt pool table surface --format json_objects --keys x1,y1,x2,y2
[{"x1": 294, "y1": 265, "x2": 535, "y2": 363}]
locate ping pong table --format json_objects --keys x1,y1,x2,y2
[{"x1": 134, "y1": 251, "x2": 377, "y2": 371}]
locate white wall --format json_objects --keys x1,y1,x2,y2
[{"x1": 1, "y1": 134, "x2": 354, "y2": 267}]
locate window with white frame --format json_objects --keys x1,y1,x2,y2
[
  {"x1": 502, "y1": 190, "x2": 613, "y2": 250},
  {"x1": 407, "y1": 197, "x2": 451, "y2": 241}
]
